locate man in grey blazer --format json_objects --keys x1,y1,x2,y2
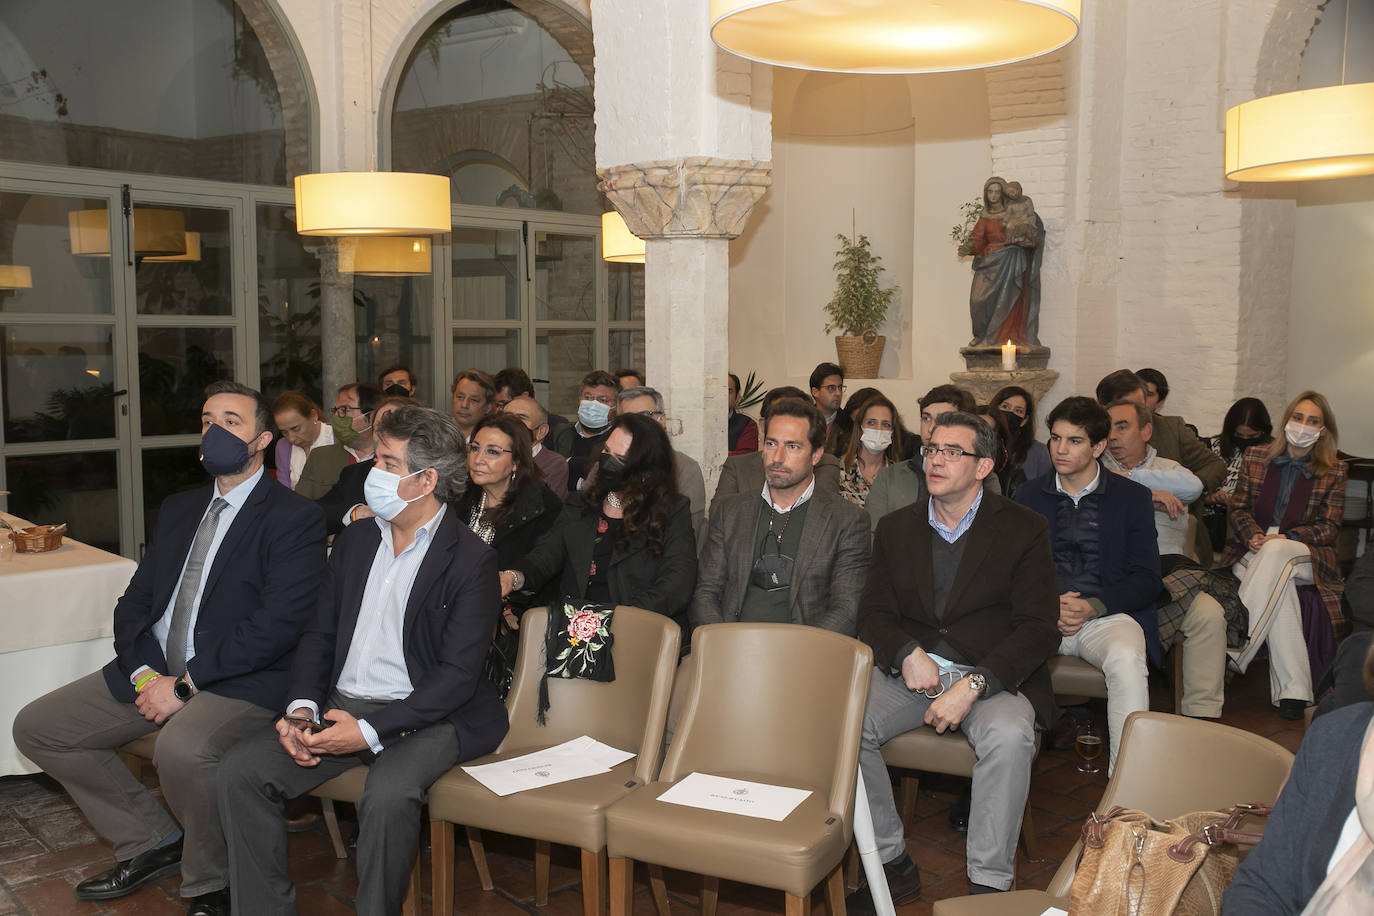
[
  {"x1": 712, "y1": 386, "x2": 841, "y2": 507},
  {"x1": 693, "y1": 397, "x2": 871, "y2": 635}
]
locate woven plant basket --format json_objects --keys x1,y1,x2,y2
[
  {"x1": 12, "y1": 523, "x2": 65, "y2": 553},
  {"x1": 834, "y1": 334, "x2": 885, "y2": 379}
]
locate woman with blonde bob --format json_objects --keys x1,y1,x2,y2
[{"x1": 1216, "y1": 390, "x2": 1348, "y2": 719}]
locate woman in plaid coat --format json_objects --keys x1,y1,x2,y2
[{"x1": 1215, "y1": 390, "x2": 1346, "y2": 718}]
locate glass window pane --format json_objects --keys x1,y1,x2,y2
[
  {"x1": 0, "y1": 193, "x2": 113, "y2": 315},
  {"x1": 537, "y1": 329, "x2": 594, "y2": 417},
  {"x1": 535, "y1": 232, "x2": 595, "y2": 321},
  {"x1": 2, "y1": 324, "x2": 116, "y2": 443},
  {"x1": 452, "y1": 228, "x2": 519, "y2": 321},
  {"x1": 453, "y1": 329, "x2": 520, "y2": 381},
  {"x1": 0, "y1": 0, "x2": 306, "y2": 184},
  {"x1": 141, "y1": 445, "x2": 203, "y2": 545},
  {"x1": 390, "y1": 3, "x2": 598, "y2": 214},
  {"x1": 137, "y1": 327, "x2": 234, "y2": 437},
  {"x1": 354, "y1": 275, "x2": 434, "y2": 400},
  {"x1": 135, "y1": 206, "x2": 232, "y2": 316},
  {"x1": 256, "y1": 203, "x2": 323, "y2": 405},
  {"x1": 607, "y1": 262, "x2": 645, "y2": 323},
  {"x1": 609, "y1": 330, "x2": 645, "y2": 377},
  {"x1": 5, "y1": 451, "x2": 119, "y2": 554}
]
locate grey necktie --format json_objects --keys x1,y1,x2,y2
[{"x1": 165, "y1": 497, "x2": 228, "y2": 676}]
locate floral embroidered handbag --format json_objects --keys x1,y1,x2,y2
[{"x1": 536, "y1": 598, "x2": 616, "y2": 723}]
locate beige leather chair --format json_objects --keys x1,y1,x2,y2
[
  {"x1": 425, "y1": 605, "x2": 681, "y2": 916},
  {"x1": 603, "y1": 622, "x2": 873, "y2": 916},
  {"x1": 930, "y1": 711, "x2": 1295, "y2": 915}
]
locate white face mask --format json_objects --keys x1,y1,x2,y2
[
  {"x1": 363, "y1": 466, "x2": 427, "y2": 521},
  {"x1": 1284, "y1": 420, "x2": 1322, "y2": 451},
  {"x1": 860, "y1": 428, "x2": 894, "y2": 453}
]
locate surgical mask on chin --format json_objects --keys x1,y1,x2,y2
[
  {"x1": 200, "y1": 422, "x2": 254, "y2": 476},
  {"x1": 363, "y1": 466, "x2": 426, "y2": 521},
  {"x1": 578, "y1": 399, "x2": 611, "y2": 429},
  {"x1": 1284, "y1": 420, "x2": 1321, "y2": 451},
  {"x1": 860, "y1": 428, "x2": 893, "y2": 453}
]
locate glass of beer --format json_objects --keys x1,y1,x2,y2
[{"x1": 1075, "y1": 721, "x2": 1103, "y2": 774}]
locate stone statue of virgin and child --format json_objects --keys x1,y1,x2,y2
[{"x1": 959, "y1": 176, "x2": 1045, "y2": 348}]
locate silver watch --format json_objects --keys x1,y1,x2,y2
[{"x1": 963, "y1": 673, "x2": 988, "y2": 697}]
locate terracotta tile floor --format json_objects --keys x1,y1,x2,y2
[{"x1": 0, "y1": 662, "x2": 1305, "y2": 915}]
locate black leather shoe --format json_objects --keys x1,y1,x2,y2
[
  {"x1": 969, "y1": 882, "x2": 1002, "y2": 894},
  {"x1": 844, "y1": 852, "x2": 922, "y2": 913},
  {"x1": 186, "y1": 888, "x2": 230, "y2": 916},
  {"x1": 1278, "y1": 699, "x2": 1308, "y2": 720},
  {"x1": 948, "y1": 786, "x2": 971, "y2": 832},
  {"x1": 73, "y1": 839, "x2": 183, "y2": 900}
]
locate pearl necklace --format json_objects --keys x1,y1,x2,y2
[{"x1": 604, "y1": 491, "x2": 624, "y2": 509}]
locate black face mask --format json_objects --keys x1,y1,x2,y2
[
  {"x1": 383, "y1": 383, "x2": 411, "y2": 398},
  {"x1": 597, "y1": 452, "x2": 626, "y2": 491},
  {"x1": 1232, "y1": 434, "x2": 1266, "y2": 448}
]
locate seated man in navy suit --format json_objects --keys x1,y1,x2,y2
[
  {"x1": 13, "y1": 380, "x2": 326, "y2": 916},
  {"x1": 218, "y1": 405, "x2": 508, "y2": 916}
]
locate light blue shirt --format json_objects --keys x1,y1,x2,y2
[
  {"x1": 137, "y1": 466, "x2": 263, "y2": 685},
  {"x1": 928, "y1": 488, "x2": 983, "y2": 544},
  {"x1": 293, "y1": 504, "x2": 446, "y2": 753}
]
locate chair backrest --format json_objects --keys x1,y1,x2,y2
[
  {"x1": 1045, "y1": 711, "x2": 1295, "y2": 897},
  {"x1": 661, "y1": 622, "x2": 873, "y2": 820},
  {"x1": 500, "y1": 605, "x2": 681, "y2": 784}
]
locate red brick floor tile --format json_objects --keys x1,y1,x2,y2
[
  {"x1": 11, "y1": 876, "x2": 103, "y2": 915},
  {"x1": 100, "y1": 885, "x2": 185, "y2": 916},
  {"x1": 0, "y1": 839, "x2": 109, "y2": 885}
]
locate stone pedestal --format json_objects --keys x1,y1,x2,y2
[
  {"x1": 959, "y1": 344, "x2": 1052, "y2": 371},
  {"x1": 949, "y1": 368, "x2": 1060, "y2": 407}
]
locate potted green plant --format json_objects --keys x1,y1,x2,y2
[{"x1": 824, "y1": 232, "x2": 898, "y2": 378}]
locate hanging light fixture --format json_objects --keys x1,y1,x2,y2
[
  {"x1": 68, "y1": 208, "x2": 187, "y2": 257},
  {"x1": 1226, "y1": 2, "x2": 1374, "y2": 181},
  {"x1": 144, "y1": 232, "x2": 202, "y2": 263},
  {"x1": 602, "y1": 211, "x2": 646, "y2": 263},
  {"x1": 293, "y1": 172, "x2": 452, "y2": 236},
  {"x1": 0, "y1": 265, "x2": 33, "y2": 289},
  {"x1": 337, "y1": 237, "x2": 432, "y2": 276},
  {"x1": 709, "y1": 0, "x2": 1081, "y2": 74}
]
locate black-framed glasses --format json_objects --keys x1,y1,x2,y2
[
  {"x1": 467, "y1": 443, "x2": 513, "y2": 459},
  {"x1": 332, "y1": 405, "x2": 366, "y2": 417},
  {"x1": 819, "y1": 384, "x2": 845, "y2": 394},
  {"x1": 919, "y1": 445, "x2": 981, "y2": 461},
  {"x1": 630, "y1": 409, "x2": 664, "y2": 418}
]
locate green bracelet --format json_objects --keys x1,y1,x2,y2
[{"x1": 134, "y1": 671, "x2": 161, "y2": 693}]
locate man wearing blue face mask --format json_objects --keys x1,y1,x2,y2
[
  {"x1": 551, "y1": 369, "x2": 620, "y2": 489},
  {"x1": 218, "y1": 405, "x2": 505, "y2": 916},
  {"x1": 14, "y1": 380, "x2": 326, "y2": 916}
]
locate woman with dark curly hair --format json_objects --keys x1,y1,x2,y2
[
  {"x1": 453, "y1": 413, "x2": 563, "y2": 613},
  {"x1": 498, "y1": 412, "x2": 698, "y2": 646}
]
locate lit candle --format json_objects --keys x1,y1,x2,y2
[{"x1": 1001, "y1": 340, "x2": 1016, "y2": 371}]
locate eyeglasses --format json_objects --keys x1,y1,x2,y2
[
  {"x1": 332, "y1": 405, "x2": 366, "y2": 417},
  {"x1": 467, "y1": 443, "x2": 513, "y2": 459},
  {"x1": 919, "y1": 445, "x2": 982, "y2": 461},
  {"x1": 818, "y1": 384, "x2": 845, "y2": 394},
  {"x1": 629, "y1": 409, "x2": 664, "y2": 418}
]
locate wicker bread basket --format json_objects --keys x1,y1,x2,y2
[{"x1": 12, "y1": 523, "x2": 66, "y2": 553}]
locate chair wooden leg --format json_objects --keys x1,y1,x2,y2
[
  {"x1": 825, "y1": 863, "x2": 846, "y2": 916},
  {"x1": 610, "y1": 856, "x2": 634, "y2": 916},
  {"x1": 785, "y1": 891, "x2": 812, "y2": 916},
  {"x1": 1171, "y1": 644, "x2": 1185, "y2": 714},
  {"x1": 320, "y1": 798, "x2": 347, "y2": 860},
  {"x1": 1019, "y1": 798, "x2": 1041, "y2": 862},
  {"x1": 648, "y1": 863, "x2": 670, "y2": 916},
  {"x1": 701, "y1": 876, "x2": 719, "y2": 916},
  {"x1": 844, "y1": 841, "x2": 860, "y2": 891},
  {"x1": 535, "y1": 839, "x2": 552, "y2": 906},
  {"x1": 467, "y1": 826, "x2": 495, "y2": 891},
  {"x1": 582, "y1": 848, "x2": 608, "y2": 916},
  {"x1": 400, "y1": 858, "x2": 422, "y2": 916},
  {"x1": 898, "y1": 774, "x2": 920, "y2": 837},
  {"x1": 431, "y1": 821, "x2": 455, "y2": 916}
]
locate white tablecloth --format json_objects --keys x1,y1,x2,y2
[{"x1": 1, "y1": 512, "x2": 136, "y2": 775}]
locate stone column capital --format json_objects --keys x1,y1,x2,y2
[{"x1": 597, "y1": 156, "x2": 772, "y2": 240}]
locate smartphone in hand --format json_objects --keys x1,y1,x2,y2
[{"x1": 284, "y1": 713, "x2": 328, "y2": 734}]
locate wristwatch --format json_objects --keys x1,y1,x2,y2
[
  {"x1": 172, "y1": 675, "x2": 195, "y2": 702},
  {"x1": 963, "y1": 673, "x2": 988, "y2": 698}
]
